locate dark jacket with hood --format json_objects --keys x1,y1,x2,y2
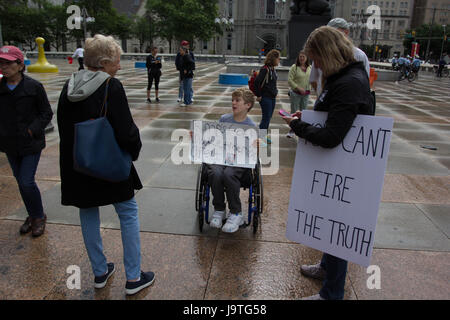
[
  {"x1": 0, "y1": 75, "x2": 53, "y2": 156},
  {"x1": 57, "y1": 70, "x2": 143, "y2": 208},
  {"x1": 254, "y1": 65, "x2": 278, "y2": 98},
  {"x1": 290, "y1": 61, "x2": 374, "y2": 148}
]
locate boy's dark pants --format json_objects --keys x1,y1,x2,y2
[{"x1": 206, "y1": 164, "x2": 249, "y2": 214}]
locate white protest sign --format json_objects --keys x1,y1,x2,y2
[
  {"x1": 286, "y1": 110, "x2": 393, "y2": 267},
  {"x1": 190, "y1": 120, "x2": 260, "y2": 169}
]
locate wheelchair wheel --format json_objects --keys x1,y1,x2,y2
[
  {"x1": 196, "y1": 164, "x2": 208, "y2": 232},
  {"x1": 195, "y1": 165, "x2": 202, "y2": 211},
  {"x1": 443, "y1": 68, "x2": 449, "y2": 77},
  {"x1": 252, "y1": 162, "x2": 263, "y2": 234},
  {"x1": 252, "y1": 211, "x2": 259, "y2": 234}
]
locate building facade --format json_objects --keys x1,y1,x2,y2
[
  {"x1": 411, "y1": 0, "x2": 450, "y2": 28},
  {"x1": 347, "y1": 0, "x2": 415, "y2": 58}
]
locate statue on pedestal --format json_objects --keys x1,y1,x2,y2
[{"x1": 290, "y1": 0, "x2": 331, "y2": 16}]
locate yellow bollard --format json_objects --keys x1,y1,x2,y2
[{"x1": 27, "y1": 37, "x2": 59, "y2": 73}]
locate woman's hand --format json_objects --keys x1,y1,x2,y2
[
  {"x1": 296, "y1": 87, "x2": 305, "y2": 95},
  {"x1": 281, "y1": 116, "x2": 298, "y2": 125},
  {"x1": 291, "y1": 111, "x2": 302, "y2": 119}
]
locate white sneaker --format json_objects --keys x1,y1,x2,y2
[
  {"x1": 180, "y1": 103, "x2": 186, "y2": 107},
  {"x1": 222, "y1": 213, "x2": 243, "y2": 233},
  {"x1": 286, "y1": 131, "x2": 294, "y2": 138},
  {"x1": 177, "y1": 98, "x2": 181, "y2": 102},
  {"x1": 210, "y1": 210, "x2": 225, "y2": 228}
]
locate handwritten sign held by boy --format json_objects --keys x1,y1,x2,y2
[
  {"x1": 190, "y1": 120, "x2": 261, "y2": 169},
  {"x1": 286, "y1": 110, "x2": 393, "y2": 267}
]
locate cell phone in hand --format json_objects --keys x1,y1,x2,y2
[{"x1": 279, "y1": 109, "x2": 291, "y2": 117}]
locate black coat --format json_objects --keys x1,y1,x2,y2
[
  {"x1": 0, "y1": 75, "x2": 53, "y2": 156},
  {"x1": 146, "y1": 54, "x2": 162, "y2": 76},
  {"x1": 57, "y1": 77, "x2": 143, "y2": 208},
  {"x1": 290, "y1": 62, "x2": 374, "y2": 148}
]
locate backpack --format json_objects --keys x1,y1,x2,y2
[{"x1": 248, "y1": 65, "x2": 269, "y2": 96}]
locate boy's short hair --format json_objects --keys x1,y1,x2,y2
[{"x1": 232, "y1": 87, "x2": 256, "y2": 112}]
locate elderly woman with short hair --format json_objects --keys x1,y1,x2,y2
[
  {"x1": 57, "y1": 34, "x2": 154, "y2": 295},
  {"x1": 282, "y1": 26, "x2": 374, "y2": 300}
]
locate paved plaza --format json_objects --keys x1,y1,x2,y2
[{"x1": 0, "y1": 59, "x2": 449, "y2": 300}]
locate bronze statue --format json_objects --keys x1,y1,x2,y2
[{"x1": 290, "y1": 0, "x2": 331, "y2": 16}]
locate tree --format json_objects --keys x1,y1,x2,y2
[
  {"x1": 131, "y1": 14, "x2": 158, "y2": 52},
  {"x1": 146, "y1": 0, "x2": 218, "y2": 52},
  {"x1": 404, "y1": 24, "x2": 449, "y2": 61}
]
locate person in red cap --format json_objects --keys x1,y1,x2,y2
[
  {"x1": 0, "y1": 45, "x2": 53, "y2": 237},
  {"x1": 175, "y1": 40, "x2": 195, "y2": 104}
]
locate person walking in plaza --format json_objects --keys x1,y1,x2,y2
[
  {"x1": 146, "y1": 46, "x2": 162, "y2": 103},
  {"x1": 286, "y1": 50, "x2": 311, "y2": 138},
  {"x1": 281, "y1": 26, "x2": 374, "y2": 300},
  {"x1": 0, "y1": 46, "x2": 53, "y2": 237},
  {"x1": 57, "y1": 34, "x2": 155, "y2": 295},
  {"x1": 254, "y1": 49, "x2": 280, "y2": 144},
  {"x1": 309, "y1": 18, "x2": 370, "y2": 95},
  {"x1": 179, "y1": 46, "x2": 195, "y2": 107},
  {"x1": 72, "y1": 45, "x2": 85, "y2": 70}
]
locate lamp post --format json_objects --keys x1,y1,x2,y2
[
  {"x1": 275, "y1": 0, "x2": 287, "y2": 50},
  {"x1": 0, "y1": 19, "x2": 3, "y2": 47},
  {"x1": 214, "y1": 15, "x2": 234, "y2": 54},
  {"x1": 440, "y1": 24, "x2": 446, "y2": 61}
]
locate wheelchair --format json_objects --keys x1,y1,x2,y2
[{"x1": 195, "y1": 160, "x2": 263, "y2": 234}]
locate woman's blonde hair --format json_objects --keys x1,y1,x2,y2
[
  {"x1": 304, "y1": 26, "x2": 355, "y2": 78},
  {"x1": 264, "y1": 49, "x2": 281, "y2": 67},
  {"x1": 84, "y1": 34, "x2": 123, "y2": 68}
]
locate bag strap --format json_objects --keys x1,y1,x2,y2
[
  {"x1": 260, "y1": 66, "x2": 270, "y2": 89},
  {"x1": 99, "y1": 77, "x2": 111, "y2": 117}
]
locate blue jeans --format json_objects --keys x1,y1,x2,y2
[
  {"x1": 319, "y1": 253, "x2": 348, "y2": 300},
  {"x1": 183, "y1": 77, "x2": 193, "y2": 105},
  {"x1": 79, "y1": 198, "x2": 141, "y2": 280},
  {"x1": 6, "y1": 152, "x2": 44, "y2": 219},
  {"x1": 259, "y1": 96, "x2": 276, "y2": 130},
  {"x1": 178, "y1": 79, "x2": 184, "y2": 100}
]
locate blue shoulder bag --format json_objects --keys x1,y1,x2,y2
[{"x1": 73, "y1": 78, "x2": 132, "y2": 182}]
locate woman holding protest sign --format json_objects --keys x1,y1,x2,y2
[{"x1": 281, "y1": 26, "x2": 374, "y2": 300}]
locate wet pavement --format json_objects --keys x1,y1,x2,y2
[{"x1": 0, "y1": 59, "x2": 449, "y2": 300}]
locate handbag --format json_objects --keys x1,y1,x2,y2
[{"x1": 73, "y1": 78, "x2": 132, "y2": 182}]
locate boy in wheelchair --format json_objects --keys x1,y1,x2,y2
[{"x1": 206, "y1": 87, "x2": 256, "y2": 233}]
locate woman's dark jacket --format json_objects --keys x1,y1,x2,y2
[
  {"x1": 290, "y1": 62, "x2": 374, "y2": 148},
  {"x1": 57, "y1": 74, "x2": 143, "y2": 208},
  {"x1": 254, "y1": 65, "x2": 278, "y2": 98},
  {"x1": 0, "y1": 75, "x2": 53, "y2": 156},
  {"x1": 146, "y1": 54, "x2": 162, "y2": 76}
]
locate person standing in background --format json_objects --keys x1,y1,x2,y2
[
  {"x1": 146, "y1": 47, "x2": 162, "y2": 103},
  {"x1": 72, "y1": 45, "x2": 84, "y2": 70},
  {"x1": 287, "y1": 50, "x2": 311, "y2": 138}
]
